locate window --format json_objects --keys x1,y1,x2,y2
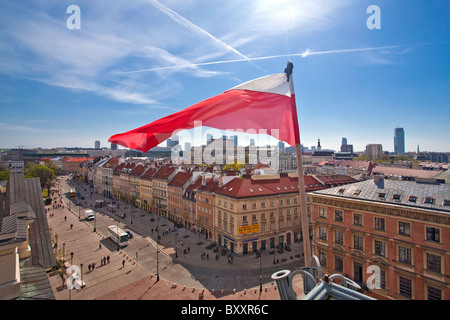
[
  {"x1": 242, "y1": 215, "x2": 247, "y2": 222},
  {"x1": 334, "y1": 210, "x2": 343, "y2": 222},
  {"x1": 408, "y1": 195, "x2": 417, "y2": 203},
  {"x1": 261, "y1": 202, "x2": 266, "y2": 208},
  {"x1": 335, "y1": 256, "x2": 344, "y2": 273},
  {"x1": 252, "y1": 214, "x2": 257, "y2": 221},
  {"x1": 399, "y1": 276, "x2": 412, "y2": 298},
  {"x1": 374, "y1": 217, "x2": 385, "y2": 231},
  {"x1": 426, "y1": 253, "x2": 441, "y2": 273},
  {"x1": 335, "y1": 230, "x2": 344, "y2": 245},
  {"x1": 399, "y1": 246, "x2": 412, "y2": 264},
  {"x1": 426, "y1": 227, "x2": 440, "y2": 243},
  {"x1": 374, "y1": 240, "x2": 386, "y2": 257},
  {"x1": 243, "y1": 204, "x2": 247, "y2": 210},
  {"x1": 252, "y1": 203, "x2": 257, "y2": 209},
  {"x1": 319, "y1": 207, "x2": 327, "y2": 219},
  {"x1": 427, "y1": 286, "x2": 442, "y2": 300},
  {"x1": 423, "y1": 197, "x2": 434, "y2": 204},
  {"x1": 319, "y1": 250, "x2": 327, "y2": 267},
  {"x1": 353, "y1": 213, "x2": 363, "y2": 226},
  {"x1": 354, "y1": 235, "x2": 363, "y2": 250},
  {"x1": 399, "y1": 221, "x2": 411, "y2": 236},
  {"x1": 319, "y1": 226, "x2": 327, "y2": 241},
  {"x1": 286, "y1": 199, "x2": 291, "y2": 205}
]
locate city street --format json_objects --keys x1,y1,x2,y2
[{"x1": 48, "y1": 175, "x2": 306, "y2": 299}]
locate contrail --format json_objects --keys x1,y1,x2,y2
[
  {"x1": 148, "y1": 0, "x2": 262, "y2": 71},
  {"x1": 116, "y1": 44, "x2": 404, "y2": 75}
]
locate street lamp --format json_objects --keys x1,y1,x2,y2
[
  {"x1": 175, "y1": 231, "x2": 178, "y2": 258},
  {"x1": 156, "y1": 246, "x2": 160, "y2": 282},
  {"x1": 273, "y1": 231, "x2": 277, "y2": 264}
]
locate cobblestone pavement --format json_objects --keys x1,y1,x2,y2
[{"x1": 47, "y1": 177, "x2": 306, "y2": 300}]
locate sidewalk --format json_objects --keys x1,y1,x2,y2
[{"x1": 48, "y1": 177, "x2": 306, "y2": 300}]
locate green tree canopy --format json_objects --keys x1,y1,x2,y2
[{"x1": 28, "y1": 164, "x2": 56, "y2": 192}]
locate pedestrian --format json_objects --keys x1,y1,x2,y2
[
  {"x1": 107, "y1": 255, "x2": 110, "y2": 264},
  {"x1": 70, "y1": 223, "x2": 73, "y2": 230},
  {"x1": 92, "y1": 262, "x2": 95, "y2": 270},
  {"x1": 122, "y1": 259, "x2": 125, "y2": 268},
  {"x1": 206, "y1": 253, "x2": 209, "y2": 260},
  {"x1": 101, "y1": 258, "x2": 103, "y2": 266},
  {"x1": 99, "y1": 242, "x2": 102, "y2": 250},
  {"x1": 88, "y1": 264, "x2": 91, "y2": 272},
  {"x1": 64, "y1": 216, "x2": 67, "y2": 222}
]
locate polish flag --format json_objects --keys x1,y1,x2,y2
[{"x1": 108, "y1": 73, "x2": 300, "y2": 152}]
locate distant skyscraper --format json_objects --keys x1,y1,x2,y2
[
  {"x1": 250, "y1": 138, "x2": 255, "y2": 146},
  {"x1": 95, "y1": 141, "x2": 100, "y2": 149},
  {"x1": 206, "y1": 133, "x2": 213, "y2": 145},
  {"x1": 278, "y1": 141, "x2": 285, "y2": 153},
  {"x1": 231, "y1": 135, "x2": 238, "y2": 147},
  {"x1": 366, "y1": 144, "x2": 383, "y2": 160},
  {"x1": 340, "y1": 137, "x2": 353, "y2": 153},
  {"x1": 172, "y1": 134, "x2": 179, "y2": 147},
  {"x1": 111, "y1": 142, "x2": 118, "y2": 150},
  {"x1": 167, "y1": 138, "x2": 172, "y2": 147},
  {"x1": 394, "y1": 128, "x2": 405, "y2": 155}
]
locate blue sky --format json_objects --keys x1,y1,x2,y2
[{"x1": 0, "y1": 0, "x2": 449, "y2": 153}]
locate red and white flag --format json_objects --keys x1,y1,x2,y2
[{"x1": 108, "y1": 73, "x2": 300, "y2": 152}]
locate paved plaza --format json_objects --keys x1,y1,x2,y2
[{"x1": 47, "y1": 177, "x2": 306, "y2": 300}]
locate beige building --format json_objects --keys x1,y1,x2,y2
[
  {"x1": 152, "y1": 166, "x2": 177, "y2": 217},
  {"x1": 140, "y1": 167, "x2": 157, "y2": 211},
  {"x1": 213, "y1": 173, "x2": 325, "y2": 254}
]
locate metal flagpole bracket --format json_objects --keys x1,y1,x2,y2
[{"x1": 285, "y1": 60, "x2": 293, "y2": 81}]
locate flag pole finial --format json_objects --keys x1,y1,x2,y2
[{"x1": 285, "y1": 60, "x2": 293, "y2": 81}]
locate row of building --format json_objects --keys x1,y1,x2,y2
[
  {"x1": 85, "y1": 157, "x2": 343, "y2": 255},
  {"x1": 82, "y1": 156, "x2": 450, "y2": 300}
]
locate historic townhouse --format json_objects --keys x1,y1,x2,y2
[
  {"x1": 213, "y1": 173, "x2": 325, "y2": 254},
  {"x1": 195, "y1": 175, "x2": 220, "y2": 240},
  {"x1": 128, "y1": 164, "x2": 147, "y2": 207},
  {"x1": 182, "y1": 175, "x2": 202, "y2": 230},
  {"x1": 112, "y1": 162, "x2": 126, "y2": 201},
  {"x1": 119, "y1": 162, "x2": 137, "y2": 204},
  {"x1": 167, "y1": 171, "x2": 193, "y2": 225},
  {"x1": 140, "y1": 166, "x2": 157, "y2": 211},
  {"x1": 152, "y1": 166, "x2": 177, "y2": 217},
  {"x1": 101, "y1": 157, "x2": 120, "y2": 199},
  {"x1": 310, "y1": 176, "x2": 450, "y2": 300}
]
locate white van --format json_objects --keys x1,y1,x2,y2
[{"x1": 85, "y1": 209, "x2": 95, "y2": 221}]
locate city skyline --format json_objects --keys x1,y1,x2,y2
[{"x1": 1, "y1": 1, "x2": 450, "y2": 153}]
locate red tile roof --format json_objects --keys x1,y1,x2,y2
[
  {"x1": 153, "y1": 166, "x2": 176, "y2": 180},
  {"x1": 141, "y1": 167, "x2": 157, "y2": 180},
  {"x1": 215, "y1": 175, "x2": 325, "y2": 199},
  {"x1": 130, "y1": 164, "x2": 147, "y2": 176},
  {"x1": 168, "y1": 171, "x2": 192, "y2": 187}
]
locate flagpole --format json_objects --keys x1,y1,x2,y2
[{"x1": 285, "y1": 61, "x2": 312, "y2": 267}]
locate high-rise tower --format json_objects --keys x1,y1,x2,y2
[{"x1": 394, "y1": 128, "x2": 405, "y2": 155}]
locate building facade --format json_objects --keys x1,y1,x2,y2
[{"x1": 310, "y1": 178, "x2": 450, "y2": 300}]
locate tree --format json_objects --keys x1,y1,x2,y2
[
  {"x1": 0, "y1": 168, "x2": 11, "y2": 181},
  {"x1": 28, "y1": 164, "x2": 56, "y2": 192}
]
